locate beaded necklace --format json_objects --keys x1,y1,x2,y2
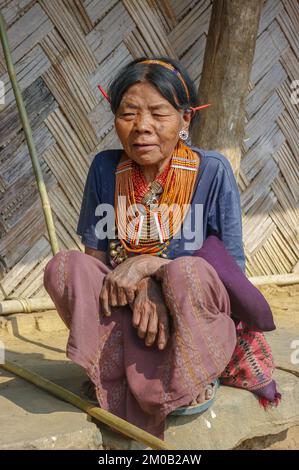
[
  {"x1": 110, "y1": 140, "x2": 199, "y2": 266},
  {"x1": 132, "y1": 159, "x2": 171, "y2": 204}
]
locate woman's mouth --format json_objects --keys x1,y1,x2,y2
[{"x1": 133, "y1": 144, "x2": 157, "y2": 152}]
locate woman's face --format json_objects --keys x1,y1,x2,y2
[{"x1": 114, "y1": 82, "x2": 191, "y2": 167}]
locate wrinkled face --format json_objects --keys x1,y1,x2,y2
[{"x1": 114, "y1": 82, "x2": 191, "y2": 166}]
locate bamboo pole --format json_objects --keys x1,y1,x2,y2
[
  {"x1": 1, "y1": 271, "x2": 299, "y2": 316},
  {"x1": 0, "y1": 12, "x2": 59, "y2": 256},
  {"x1": 249, "y1": 273, "x2": 299, "y2": 287},
  {"x1": 1, "y1": 360, "x2": 174, "y2": 450},
  {"x1": 0, "y1": 297, "x2": 55, "y2": 315}
]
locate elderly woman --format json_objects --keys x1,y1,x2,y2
[{"x1": 44, "y1": 57, "x2": 278, "y2": 438}]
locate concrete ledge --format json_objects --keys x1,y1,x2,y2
[
  {"x1": 164, "y1": 369, "x2": 299, "y2": 449},
  {"x1": 0, "y1": 311, "x2": 298, "y2": 449},
  {"x1": 0, "y1": 370, "x2": 102, "y2": 450},
  {"x1": 0, "y1": 311, "x2": 67, "y2": 336},
  {"x1": 235, "y1": 425, "x2": 299, "y2": 450},
  {"x1": 107, "y1": 369, "x2": 299, "y2": 450}
]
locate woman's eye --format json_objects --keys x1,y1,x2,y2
[{"x1": 120, "y1": 112, "x2": 169, "y2": 118}]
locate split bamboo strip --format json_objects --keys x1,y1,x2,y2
[
  {"x1": 1, "y1": 269, "x2": 299, "y2": 316},
  {"x1": 1, "y1": 360, "x2": 174, "y2": 450},
  {"x1": 122, "y1": 0, "x2": 176, "y2": 58},
  {"x1": 0, "y1": 12, "x2": 59, "y2": 256}
]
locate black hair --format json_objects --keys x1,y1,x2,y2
[{"x1": 107, "y1": 56, "x2": 200, "y2": 130}]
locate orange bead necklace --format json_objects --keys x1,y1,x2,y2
[{"x1": 112, "y1": 140, "x2": 200, "y2": 263}]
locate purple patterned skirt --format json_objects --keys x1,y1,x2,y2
[{"x1": 43, "y1": 251, "x2": 279, "y2": 438}]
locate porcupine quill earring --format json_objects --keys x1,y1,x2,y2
[
  {"x1": 97, "y1": 84, "x2": 212, "y2": 113},
  {"x1": 98, "y1": 85, "x2": 110, "y2": 103}
]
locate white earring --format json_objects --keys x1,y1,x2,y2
[{"x1": 179, "y1": 129, "x2": 189, "y2": 141}]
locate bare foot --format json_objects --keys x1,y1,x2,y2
[{"x1": 189, "y1": 383, "x2": 215, "y2": 406}]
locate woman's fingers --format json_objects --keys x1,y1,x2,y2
[
  {"x1": 132, "y1": 298, "x2": 142, "y2": 328},
  {"x1": 115, "y1": 285, "x2": 128, "y2": 306},
  {"x1": 109, "y1": 282, "x2": 119, "y2": 307},
  {"x1": 101, "y1": 273, "x2": 136, "y2": 315},
  {"x1": 110, "y1": 279, "x2": 136, "y2": 307},
  {"x1": 157, "y1": 315, "x2": 169, "y2": 350},
  {"x1": 100, "y1": 281, "x2": 112, "y2": 317},
  {"x1": 137, "y1": 305, "x2": 150, "y2": 339},
  {"x1": 145, "y1": 311, "x2": 158, "y2": 347},
  {"x1": 126, "y1": 288, "x2": 136, "y2": 305}
]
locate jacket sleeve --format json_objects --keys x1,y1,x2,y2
[
  {"x1": 76, "y1": 154, "x2": 108, "y2": 252},
  {"x1": 207, "y1": 157, "x2": 246, "y2": 273}
]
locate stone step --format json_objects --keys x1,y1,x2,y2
[
  {"x1": 0, "y1": 309, "x2": 298, "y2": 449},
  {"x1": 0, "y1": 369, "x2": 102, "y2": 450}
]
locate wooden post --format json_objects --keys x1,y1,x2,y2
[{"x1": 191, "y1": 0, "x2": 264, "y2": 180}]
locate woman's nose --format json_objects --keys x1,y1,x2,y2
[{"x1": 133, "y1": 113, "x2": 154, "y2": 132}]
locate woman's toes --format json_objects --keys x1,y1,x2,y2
[
  {"x1": 189, "y1": 383, "x2": 216, "y2": 407},
  {"x1": 205, "y1": 385, "x2": 214, "y2": 400},
  {"x1": 196, "y1": 391, "x2": 206, "y2": 404}
]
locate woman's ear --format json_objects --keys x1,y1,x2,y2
[{"x1": 181, "y1": 109, "x2": 192, "y2": 132}]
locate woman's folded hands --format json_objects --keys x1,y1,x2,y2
[
  {"x1": 100, "y1": 254, "x2": 170, "y2": 315},
  {"x1": 130, "y1": 277, "x2": 170, "y2": 350},
  {"x1": 99, "y1": 254, "x2": 171, "y2": 349}
]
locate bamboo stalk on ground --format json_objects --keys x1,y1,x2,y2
[
  {"x1": 0, "y1": 13, "x2": 59, "y2": 256},
  {"x1": 1, "y1": 361, "x2": 174, "y2": 450}
]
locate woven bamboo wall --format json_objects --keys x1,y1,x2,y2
[{"x1": 0, "y1": 0, "x2": 298, "y2": 301}]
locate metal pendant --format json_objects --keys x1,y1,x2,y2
[
  {"x1": 141, "y1": 181, "x2": 163, "y2": 207},
  {"x1": 109, "y1": 239, "x2": 128, "y2": 265}
]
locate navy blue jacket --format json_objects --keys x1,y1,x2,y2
[{"x1": 77, "y1": 145, "x2": 246, "y2": 273}]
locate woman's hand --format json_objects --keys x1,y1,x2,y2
[
  {"x1": 131, "y1": 277, "x2": 170, "y2": 350},
  {"x1": 100, "y1": 254, "x2": 171, "y2": 316}
]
